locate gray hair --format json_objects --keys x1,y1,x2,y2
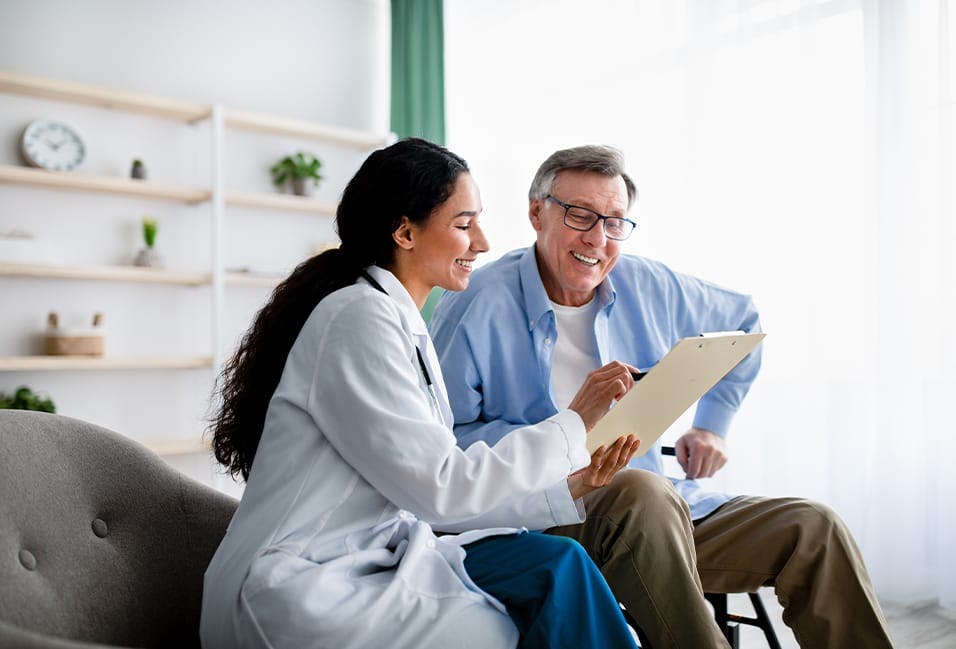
[{"x1": 528, "y1": 145, "x2": 638, "y2": 208}]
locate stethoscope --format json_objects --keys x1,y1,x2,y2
[{"x1": 361, "y1": 271, "x2": 443, "y2": 421}]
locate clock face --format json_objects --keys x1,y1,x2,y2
[{"x1": 20, "y1": 120, "x2": 86, "y2": 172}]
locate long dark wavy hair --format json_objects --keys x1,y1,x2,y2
[{"x1": 210, "y1": 138, "x2": 470, "y2": 480}]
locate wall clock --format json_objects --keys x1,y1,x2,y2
[{"x1": 19, "y1": 120, "x2": 86, "y2": 172}]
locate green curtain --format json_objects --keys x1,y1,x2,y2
[
  {"x1": 391, "y1": 0, "x2": 445, "y2": 144},
  {"x1": 391, "y1": 0, "x2": 446, "y2": 321}
]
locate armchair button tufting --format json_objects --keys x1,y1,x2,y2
[
  {"x1": 18, "y1": 549, "x2": 36, "y2": 571},
  {"x1": 92, "y1": 518, "x2": 109, "y2": 538}
]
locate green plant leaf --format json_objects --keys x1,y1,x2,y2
[
  {"x1": 271, "y1": 151, "x2": 323, "y2": 185},
  {"x1": 0, "y1": 385, "x2": 56, "y2": 413},
  {"x1": 142, "y1": 217, "x2": 158, "y2": 248}
]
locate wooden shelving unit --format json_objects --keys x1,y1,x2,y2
[
  {"x1": 223, "y1": 107, "x2": 390, "y2": 149},
  {"x1": 0, "y1": 261, "x2": 283, "y2": 288},
  {"x1": 0, "y1": 261, "x2": 210, "y2": 286},
  {"x1": 142, "y1": 436, "x2": 211, "y2": 457},
  {"x1": 224, "y1": 271, "x2": 283, "y2": 288},
  {"x1": 0, "y1": 165, "x2": 211, "y2": 204},
  {"x1": 0, "y1": 70, "x2": 389, "y2": 458},
  {"x1": 0, "y1": 70, "x2": 209, "y2": 123},
  {"x1": 0, "y1": 71, "x2": 385, "y2": 212},
  {"x1": 0, "y1": 356, "x2": 214, "y2": 371},
  {"x1": 226, "y1": 191, "x2": 337, "y2": 215}
]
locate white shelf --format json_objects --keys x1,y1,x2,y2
[
  {"x1": 0, "y1": 261, "x2": 210, "y2": 286},
  {"x1": 0, "y1": 167, "x2": 348, "y2": 215},
  {"x1": 223, "y1": 107, "x2": 389, "y2": 149},
  {"x1": 0, "y1": 261, "x2": 285, "y2": 288},
  {"x1": 144, "y1": 436, "x2": 211, "y2": 457},
  {"x1": 0, "y1": 164, "x2": 211, "y2": 204},
  {"x1": 224, "y1": 271, "x2": 283, "y2": 288},
  {"x1": 0, "y1": 70, "x2": 210, "y2": 123},
  {"x1": 0, "y1": 356, "x2": 214, "y2": 371},
  {"x1": 226, "y1": 191, "x2": 337, "y2": 215}
]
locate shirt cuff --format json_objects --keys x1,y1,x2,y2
[
  {"x1": 693, "y1": 398, "x2": 737, "y2": 438},
  {"x1": 549, "y1": 409, "x2": 590, "y2": 471},
  {"x1": 543, "y1": 480, "x2": 587, "y2": 527}
]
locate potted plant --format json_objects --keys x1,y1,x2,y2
[
  {"x1": 270, "y1": 152, "x2": 323, "y2": 196},
  {"x1": 0, "y1": 385, "x2": 56, "y2": 413},
  {"x1": 130, "y1": 158, "x2": 147, "y2": 180},
  {"x1": 133, "y1": 216, "x2": 163, "y2": 268}
]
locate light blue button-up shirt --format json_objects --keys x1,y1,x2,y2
[{"x1": 430, "y1": 246, "x2": 763, "y2": 520}]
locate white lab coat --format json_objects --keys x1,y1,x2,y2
[{"x1": 200, "y1": 267, "x2": 591, "y2": 649}]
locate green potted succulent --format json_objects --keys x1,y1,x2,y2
[
  {"x1": 133, "y1": 216, "x2": 163, "y2": 268},
  {"x1": 270, "y1": 152, "x2": 323, "y2": 196},
  {"x1": 0, "y1": 385, "x2": 56, "y2": 413}
]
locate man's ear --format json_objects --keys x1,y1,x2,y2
[
  {"x1": 392, "y1": 216, "x2": 415, "y2": 250},
  {"x1": 529, "y1": 198, "x2": 544, "y2": 232}
]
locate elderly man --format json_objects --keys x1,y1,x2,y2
[{"x1": 429, "y1": 145, "x2": 894, "y2": 649}]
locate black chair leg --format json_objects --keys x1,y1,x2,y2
[
  {"x1": 706, "y1": 592, "x2": 740, "y2": 648},
  {"x1": 747, "y1": 592, "x2": 783, "y2": 649},
  {"x1": 727, "y1": 624, "x2": 741, "y2": 648},
  {"x1": 623, "y1": 591, "x2": 782, "y2": 649}
]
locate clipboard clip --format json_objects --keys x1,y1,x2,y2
[{"x1": 699, "y1": 330, "x2": 746, "y2": 337}]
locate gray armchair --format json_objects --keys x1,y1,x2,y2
[{"x1": 0, "y1": 411, "x2": 238, "y2": 648}]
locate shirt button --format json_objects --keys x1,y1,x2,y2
[
  {"x1": 544, "y1": 338, "x2": 552, "y2": 345},
  {"x1": 398, "y1": 510, "x2": 411, "y2": 520},
  {"x1": 426, "y1": 539, "x2": 437, "y2": 549}
]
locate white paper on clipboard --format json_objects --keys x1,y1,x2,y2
[{"x1": 586, "y1": 332, "x2": 766, "y2": 454}]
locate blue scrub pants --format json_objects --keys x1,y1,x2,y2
[{"x1": 463, "y1": 532, "x2": 638, "y2": 649}]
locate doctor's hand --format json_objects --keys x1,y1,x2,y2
[
  {"x1": 675, "y1": 427, "x2": 728, "y2": 479},
  {"x1": 568, "y1": 361, "x2": 641, "y2": 431},
  {"x1": 567, "y1": 434, "x2": 640, "y2": 500}
]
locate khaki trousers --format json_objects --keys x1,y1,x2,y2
[{"x1": 547, "y1": 469, "x2": 895, "y2": 649}]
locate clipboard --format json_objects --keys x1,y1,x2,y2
[{"x1": 586, "y1": 331, "x2": 766, "y2": 453}]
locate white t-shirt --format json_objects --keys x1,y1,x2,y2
[{"x1": 549, "y1": 297, "x2": 602, "y2": 409}]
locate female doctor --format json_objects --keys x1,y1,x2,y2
[{"x1": 201, "y1": 138, "x2": 642, "y2": 649}]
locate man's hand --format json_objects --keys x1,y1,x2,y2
[
  {"x1": 675, "y1": 427, "x2": 728, "y2": 479},
  {"x1": 567, "y1": 434, "x2": 640, "y2": 500},
  {"x1": 567, "y1": 361, "x2": 640, "y2": 431}
]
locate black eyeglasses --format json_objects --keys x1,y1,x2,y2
[{"x1": 545, "y1": 195, "x2": 636, "y2": 241}]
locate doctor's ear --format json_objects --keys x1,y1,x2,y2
[{"x1": 392, "y1": 216, "x2": 415, "y2": 251}]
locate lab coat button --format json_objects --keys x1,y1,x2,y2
[{"x1": 426, "y1": 539, "x2": 437, "y2": 549}]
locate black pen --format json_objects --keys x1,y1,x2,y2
[{"x1": 630, "y1": 371, "x2": 647, "y2": 381}]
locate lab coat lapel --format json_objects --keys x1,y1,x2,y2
[{"x1": 362, "y1": 266, "x2": 453, "y2": 427}]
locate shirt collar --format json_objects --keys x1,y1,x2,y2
[
  {"x1": 518, "y1": 245, "x2": 617, "y2": 331},
  {"x1": 362, "y1": 265, "x2": 428, "y2": 336}
]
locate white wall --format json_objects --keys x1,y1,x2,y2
[
  {"x1": 444, "y1": 0, "x2": 956, "y2": 607},
  {"x1": 0, "y1": 0, "x2": 390, "y2": 490}
]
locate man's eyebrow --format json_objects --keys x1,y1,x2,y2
[{"x1": 574, "y1": 202, "x2": 626, "y2": 217}]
